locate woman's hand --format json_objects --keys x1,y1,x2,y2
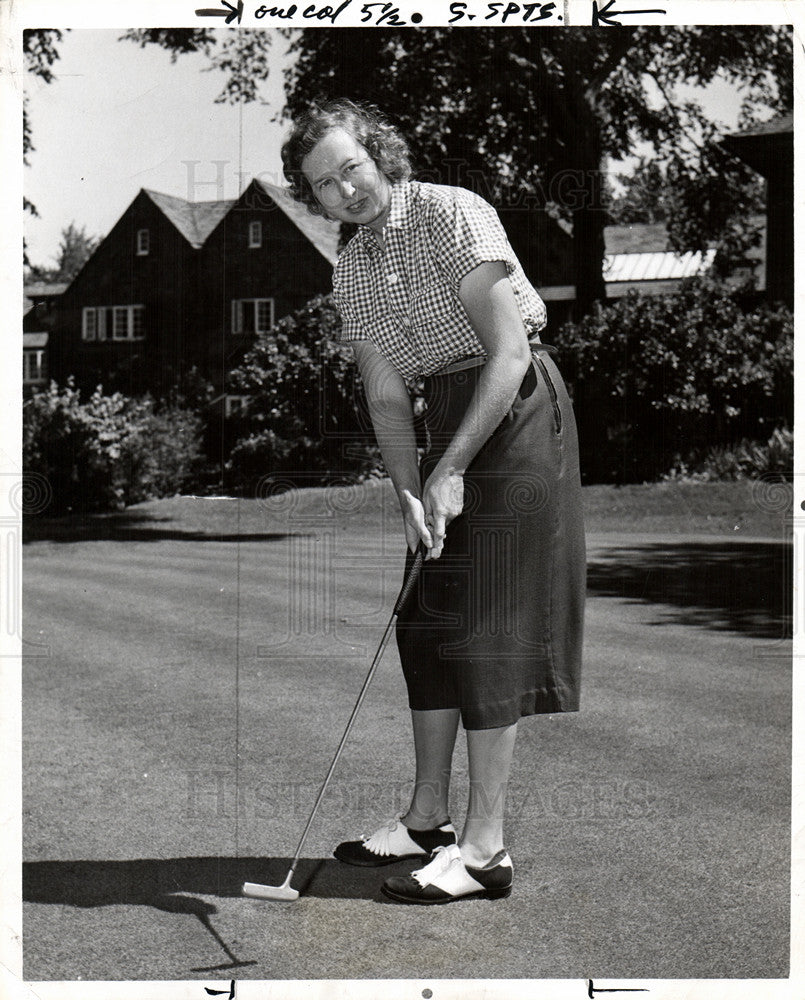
[
  {"x1": 400, "y1": 490, "x2": 434, "y2": 555},
  {"x1": 420, "y1": 468, "x2": 464, "y2": 559}
]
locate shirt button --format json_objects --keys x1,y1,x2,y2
[{"x1": 387, "y1": 273, "x2": 398, "y2": 283}]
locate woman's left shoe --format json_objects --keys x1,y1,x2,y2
[
  {"x1": 334, "y1": 813, "x2": 457, "y2": 866},
  {"x1": 381, "y1": 843, "x2": 513, "y2": 904}
]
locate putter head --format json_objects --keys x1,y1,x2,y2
[{"x1": 242, "y1": 878, "x2": 299, "y2": 902}]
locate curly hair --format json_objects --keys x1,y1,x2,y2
[{"x1": 281, "y1": 98, "x2": 412, "y2": 215}]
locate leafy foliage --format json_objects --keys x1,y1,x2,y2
[
  {"x1": 23, "y1": 380, "x2": 205, "y2": 513},
  {"x1": 26, "y1": 221, "x2": 101, "y2": 284},
  {"x1": 553, "y1": 276, "x2": 793, "y2": 483},
  {"x1": 225, "y1": 295, "x2": 379, "y2": 492},
  {"x1": 662, "y1": 119, "x2": 767, "y2": 273},
  {"x1": 663, "y1": 426, "x2": 792, "y2": 482},
  {"x1": 606, "y1": 159, "x2": 670, "y2": 225},
  {"x1": 280, "y1": 27, "x2": 792, "y2": 314}
]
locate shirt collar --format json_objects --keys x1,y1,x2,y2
[
  {"x1": 386, "y1": 180, "x2": 413, "y2": 231},
  {"x1": 356, "y1": 181, "x2": 415, "y2": 258}
]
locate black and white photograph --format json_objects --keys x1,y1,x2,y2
[{"x1": 3, "y1": 2, "x2": 800, "y2": 997}]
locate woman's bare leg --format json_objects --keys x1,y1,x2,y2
[
  {"x1": 401, "y1": 708, "x2": 460, "y2": 830},
  {"x1": 459, "y1": 722, "x2": 518, "y2": 867}
]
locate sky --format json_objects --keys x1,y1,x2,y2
[
  {"x1": 23, "y1": 28, "x2": 753, "y2": 270},
  {"x1": 24, "y1": 29, "x2": 292, "y2": 269}
]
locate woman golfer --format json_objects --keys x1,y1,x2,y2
[{"x1": 282, "y1": 99, "x2": 585, "y2": 904}]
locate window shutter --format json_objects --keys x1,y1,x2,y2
[{"x1": 82, "y1": 308, "x2": 96, "y2": 341}]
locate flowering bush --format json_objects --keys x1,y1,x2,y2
[
  {"x1": 23, "y1": 379, "x2": 205, "y2": 513},
  {"x1": 225, "y1": 295, "x2": 380, "y2": 493},
  {"x1": 553, "y1": 276, "x2": 793, "y2": 482}
]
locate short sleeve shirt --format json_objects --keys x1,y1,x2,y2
[{"x1": 332, "y1": 181, "x2": 547, "y2": 383}]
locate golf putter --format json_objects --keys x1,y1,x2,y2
[{"x1": 242, "y1": 542, "x2": 426, "y2": 902}]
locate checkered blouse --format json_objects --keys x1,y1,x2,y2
[{"x1": 332, "y1": 181, "x2": 547, "y2": 383}]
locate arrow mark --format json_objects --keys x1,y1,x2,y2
[
  {"x1": 196, "y1": 0, "x2": 244, "y2": 23},
  {"x1": 592, "y1": 0, "x2": 666, "y2": 26}
]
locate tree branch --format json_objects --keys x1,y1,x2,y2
[
  {"x1": 506, "y1": 47, "x2": 576, "y2": 145},
  {"x1": 587, "y1": 31, "x2": 639, "y2": 94},
  {"x1": 646, "y1": 70, "x2": 707, "y2": 152}
]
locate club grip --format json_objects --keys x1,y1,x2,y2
[{"x1": 393, "y1": 543, "x2": 425, "y2": 617}]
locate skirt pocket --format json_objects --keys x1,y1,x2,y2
[{"x1": 533, "y1": 354, "x2": 562, "y2": 434}]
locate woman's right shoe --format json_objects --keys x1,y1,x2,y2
[
  {"x1": 381, "y1": 844, "x2": 513, "y2": 904},
  {"x1": 333, "y1": 813, "x2": 457, "y2": 867}
]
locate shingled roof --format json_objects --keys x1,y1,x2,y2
[
  {"x1": 23, "y1": 281, "x2": 69, "y2": 315},
  {"x1": 253, "y1": 179, "x2": 340, "y2": 266},
  {"x1": 144, "y1": 189, "x2": 236, "y2": 248},
  {"x1": 142, "y1": 182, "x2": 340, "y2": 265},
  {"x1": 725, "y1": 112, "x2": 793, "y2": 140}
]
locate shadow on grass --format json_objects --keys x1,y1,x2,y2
[
  {"x1": 24, "y1": 855, "x2": 401, "y2": 972},
  {"x1": 23, "y1": 511, "x2": 298, "y2": 544},
  {"x1": 23, "y1": 855, "x2": 390, "y2": 909},
  {"x1": 587, "y1": 540, "x2": 792, "y2": 640}
]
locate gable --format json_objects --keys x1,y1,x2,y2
[
  {"x1": 144, "y1": 189, "x2": 236, "y2": 248},
  {"x1": 251, "y1": 179, "x2": 341, "y2": 266}
]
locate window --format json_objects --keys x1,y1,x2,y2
[
  {"x1": 225, "y1": 395, "x2": 251, "y2": 418},
  {"x1": 248, "y1": 221, "x2": 262, "y2": 248},
  {"x1": 82, "y1": 307, "x2": 97, "y2": 341},
  {"x1": 82, "y1": 305, "x2": 145, "y2": 341},
  {"x1": 113, "y1": 307, "x2": 128, "y2": 340},
  {"x1": 23, "y1": 350, "x2": 46, "y2": 383},
  {"x1": 231, "y1": 298, "x2": 274, "y2": 335},
  {"x1": 136, "y1": 229, "x2": 150, "y2": 255},
  {"x1": 131, "y1": 306, "x2": 144, "y2": 340}
]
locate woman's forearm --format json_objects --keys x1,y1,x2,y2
[
  {"x1": 365, "y1": 391, "x2": 422, "y2": 503},
  {"x1": 353, "y1": 341, "x2": 421, "y2": 504}
]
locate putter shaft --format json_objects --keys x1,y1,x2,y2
[{"x1": 242, "y1": 544, "x2": 425, "y2": 901}]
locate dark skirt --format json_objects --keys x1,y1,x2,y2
[{"x1": 395, "y1": 349, "x2": 586, "y2": 730}]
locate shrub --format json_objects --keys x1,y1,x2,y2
[
  {"x1": 23, "y1": 379, "x2": 205, "y2": 513},
  {"x1": 663, "y1": 426, "x2": 793, "y2": 482},
  {"x1": 225, "y1": 295, "x2": 379, "y2": 493},
  {"x1": 554, "y1": 275, "x2": 793, "y2": 483}
]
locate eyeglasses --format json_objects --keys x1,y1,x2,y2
[{"x1": 313, "y1": 158, "x2": 375, "y2": 207}]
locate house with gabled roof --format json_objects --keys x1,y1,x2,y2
[
  {"x1": 43, "y1": 151, "x2": 780, "y2": 407},
  {"x1": 48, "y1": 178, "x2": 340, "y2": 400}
]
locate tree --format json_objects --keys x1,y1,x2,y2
[
  {"x1": 662, "y1": 119, "x2": 767, "y2": 275},
  {"x1": 26, "y1": 221, "x2": 101, "y2": 285},
  {"x1": 607, "y1": 158, "x2": 669, "y2": 225},
  {"x1": 277, "y1": 27, "x2": 791, "y2": 317},
  {"x1": 26, "y1": 27, "x2": 792, "y2": 315},
  {"x1": 605, "y1": 147, "x2": 765, "y2": 276}
]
